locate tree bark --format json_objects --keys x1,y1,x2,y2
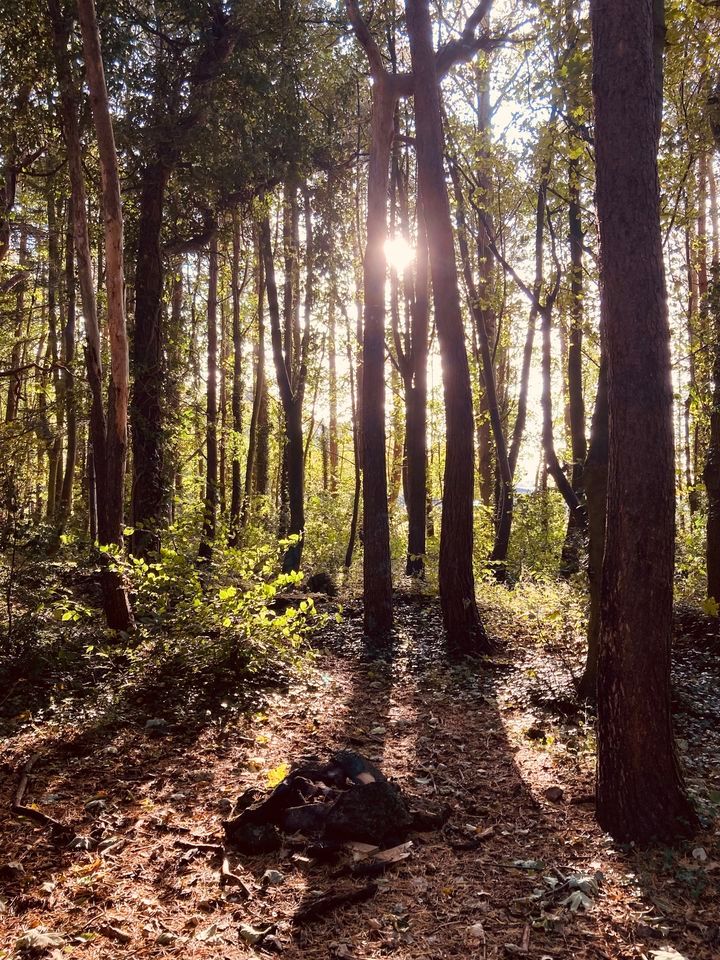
[
  {"x1": 260, "y1": 214, "x2": 306, "y2": 572},
  {"x1": 198, "y1": 234, "x2": 219, "y2": 563},
  {"x1": 359, "y1": 73, "x2": 395, "y2": 636},
  {"x1": 449, "y1": 160, "x2": 513, "y2": 583},
  {"x1": 130, "y1": 12, "x2": 239, "y2": 556},
  {"x1": 577, "y1": 361, "x2": 607, "y2": 701},
  {"x1": 407, "y1": 0, "x2": 491, "y2": 655},
  {"x1": 77, "y1": 0, "x2": 133, "y2": 630},
  {"x1": 229, "y1": 211, "x2": 244, "y2": 545},
  {"x1": 59, "y1": 212, "x2": 77, "y2": 522},
  {"x1": 704, "y1": 82, "x2": 720, "y2": 599},
  {"x1": 241, "y1": 235, "x2": 267, "y2": 530},
  {"x1": 560, "y1": 159, "x2": 587, "y2": 575},
  {"x1": 592, "y1": 0, "x2": 696, "y2": 841},
  {"x1": 404, "y1": 216, "x2": 429, "y2": 577}
]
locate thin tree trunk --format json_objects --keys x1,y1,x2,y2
[
  {"x1": 219, "y1": 279, "x2": 228, "y2": 517},
  {"x1": 59, "y1": 211, "x2": 77, "y2": 522},
  {"x1": 328, "y1": 274, "x2": 339, "y2": 491},
  {"x1": 449, "y1": 160, "x2": 513, "y2": 582},
  {"x1": 229, "y1": 211, "x2": 244, "y2": 545},
  {"x1": 344, "y1": 302, "x2": 362, "y2": 569},
  {"x1": 77, "y1": 0, "x2": 134, "y2": 630},
  {"x1": 5, "y1": 226, "x2": 27, "y2": 423},
  {"x1": 241, "y1": 236, "x2": 266, "y2": 530},
  {"x1": 405, "y1": 216, "x2": 429, "y2": 577},
  {"x1": 260, "y1": 214, "x2": 306, "y2": 572},
  {"x1": 560, "y1": 158, "x2": 587, "y2": 575},
  {"x1": 199, "y1": 235, "x2": 219, "y2": 562}
]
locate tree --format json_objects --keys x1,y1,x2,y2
[
  {"x1": 260, "y1": 211, "x2": 308, "y2": 572},
  {"x1": 130, "y1": 3, "x2": 240, "y2": 557},
  {"x1": 592, "y1": 0, "x2": 696, "y2": 842},
  {"x1": 47, "y1": 0, "x2": 133, "y2": 629},
  {"x1": 406, "y1": 0, "x2": 493, "y2": 655},
  {"x1": 198, "y1": 232, "x2": 219, "y2": 562}
]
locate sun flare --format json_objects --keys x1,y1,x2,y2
[{"x1": 384, "y1": 235, "x2": 415, "y2": 273}]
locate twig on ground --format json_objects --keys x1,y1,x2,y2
[{"x1": 293, "y1": 882, "x2": 378, "y2": 925}]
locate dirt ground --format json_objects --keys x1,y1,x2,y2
[{"x1": 1, "y1": 591, "x2": 718, "y2": 959}]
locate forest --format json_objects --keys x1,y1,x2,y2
[{"x1": 0, "y1": 0, "x2": 719, "y2": 956}]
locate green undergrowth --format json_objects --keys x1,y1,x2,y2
[{"x1": 0, "y1": 525, "x2": 326, "y2": 732}]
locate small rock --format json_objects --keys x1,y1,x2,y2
[
  {"x1": 261, "y1": 869, "x2": 285, "y2": 887},
  {"x1": 468, "y1": 922, "x2": 485, "y2": 939},
  {"x1": 156, "y1": 931, "x2": 176, "y2": 945},
  {"x1": 544, "y1": 786, "x2": 565, "y2": 803},
  {"x1": 169, "y1": 792, "x2": 187, "y2": 802},
  {"x1": 692, "y1": 846, "x2": 707, "y2": 862},
  {"x1": 217, "y1": 798, "x2": 233, "y2": 815}
]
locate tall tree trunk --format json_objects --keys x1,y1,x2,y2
[
  {"x1": 46, "y1": 193, "x2": 62, "y2": 521},
  {"x1": 219, "y1": 280, "x2": 228, "y2": 517},
  {"x1": 131, "y1": 158, "x2": 169, "y2": 556},
  {"x1": 77, "y1": 0, "x2": 134, "y2": 630},
  {"x1": 360, "y1": 73, "x2": 395, "y2": 636},
  {"x1": 406, "y1": 0, "x2": 491, "y2": 655},
  {"x1": 474, "y1": 47, "x2": 495, "y2": 508},
  {"x1": 5, "y1": 226, "x2": 27, "y2": 423},
  {"x1": 449, "y1": 160, "x2": 513, "y2": 583},
  {"x1": 260, "y1": 215, "x2": 306, "y2": 572},
  {"x1": 199, "y1": 235, "x2": 219, "y2": 562},
  {"x1": 241, "y1": 236, "x2": 266, "y2": 530},
  {"x1": 229, "y1": 211, "x2": 244, "y2": 545},
  {"x1": 704, "y1": 158, "x2": 720, "y2": 597},
  {"x1": 128, "y1": 14, "x2": 239, "y2": 556},
  {"x1": 405, "y1": 217, "x2": 429, "y2": 577},
  {"x1": 560, "y1": 159, "x2": 587, "y2": 575},
  {"x1": 328, "y1": 276, "x2": 339, "y2": 491},
  {"x1": 59, "y1": 212, "x2": 77, "y2": 522},
  {"x1": 592, "y1": 0, "x2": 696, "y2": 841},
  {"x1": 388, "y1": 365, "x2": 405, "y2": 508},
  {"x1": 344, "y1": 302, "x2": 362, "y2": 569}
]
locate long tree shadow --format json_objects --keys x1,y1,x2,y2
[
  {"x1": 2, "y1": 590, "x2": 718, "y2": 958},
  {"x1": 287, "y1": 590, "x2": 720, "y2": 960}
]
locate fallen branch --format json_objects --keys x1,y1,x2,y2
[
  {"x1": 12, "y1": 755, "x2": 71, "y2": 838},
  {"x1": 173, "y1": 838, "x2": 224, "y2": 854},
  {"x1": 293, "y1": 882, "x2": 378, "y2": 925},
  {"x1": 220, "y1": 855, "x2": 252, "y2": 897}
]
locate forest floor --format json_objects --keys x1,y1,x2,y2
[{"x1": 1, "y1": 583, "x2": 719, "y2": 960}]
